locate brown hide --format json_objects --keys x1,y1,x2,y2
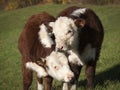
[{"x1": 18, "y1": 12, "x2": 55, "y2": 61}]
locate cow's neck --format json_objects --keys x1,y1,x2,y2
[{"x1": 71, "y1": 31, "x2": 79, "y2": 55}]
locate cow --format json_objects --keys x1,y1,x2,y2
[
  {"x1": 18, "y1": 12, "x2": 74, "y2": 90},
  {"x1": 49, "y1": 6, "x2": 104, "y2": 90}
]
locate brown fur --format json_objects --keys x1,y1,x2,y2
[
  {"x1": 57, "y1": 6, "x2": 104, "y2": 88},
  {"x1": 18, "y1": 12, "x2": 55, "y2": 90}
]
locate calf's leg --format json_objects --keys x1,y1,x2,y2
[
  {"x1": 62, "y1": 82, "x2": 68, "y2": 90},
  {"x1": 44, "y1": 76, "x2": 53, "y2": 90},
  {"x1": 63, "y1": 63, "x2": 82, "y2": 90},
  {"x1": 22, "y1": 57, "x2": 33, "y2": 90},
  {"x1": 85, "y1": 61, "x2": 96, "y2": 88},
  {"x1": 37, "y1": 77, "x2": 43, "y2": 90}
]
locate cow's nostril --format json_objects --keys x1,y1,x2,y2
[
  {"x1": 56, "y1": 47, "x2": 64, "y2": 52},
  {"x1": 61, "y1": 46, "x2": 63, "y2": 49}
]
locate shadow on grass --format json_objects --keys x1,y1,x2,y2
[
  {"x1": 52, "y1": 64, "x2": 120, "y2": 90},
  {"x1": 78, "y1": 64, "x2": 120, "y2": 87}
]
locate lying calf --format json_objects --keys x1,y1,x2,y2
[{"x1": 18, "y1": 12, "x2": 74, "y2": 90}]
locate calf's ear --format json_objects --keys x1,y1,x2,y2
[
  {"x1": 74, "y1": 18, "x2": 86, "y2": 28},
  {"x1": 49, "y1": 22, "x2": 55, "y2": 28},
  {"x1": 37, "y1": 58, "x2": 46, "y2": 67},
  {"x1": 26, "y1": 61, "x2": 48, "y2": 77}
]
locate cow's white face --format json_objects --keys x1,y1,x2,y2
[
  {"x1": 45, "y1": 51, "x2": 74, "y2": 82},
  {"x1": 49, "y1": 17, "x2": 78, "y2": 51}
]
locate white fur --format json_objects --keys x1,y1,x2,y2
[
  {"x1": 71, "y1": 8, "x2": 87, "y2": 17},
  {"x1": 70, "y1": 84, "x2": 76, "y2": 90},
  {"x1": 80, "y1": 44, "x2": 96, "y2": 63},
  {"x1": 49, "y1": 22, "x2": 54, "y2": 27},
  {"x1": 26, "y1": 62, "x2": 47, "y2": 77},
  {"x1": 37, "y1": 82, "x2": 43, "y2": 90},
  {"x1": 38, "y1": 24, "x2": 54, "y2": 48},
  {"x1": 62, "y1": 83, "x2": 68, "y2": 90},
  {"x1": 51, "y1": 17, "x2": 77, "y2": 50},
  {"x1": 62, "y1": 82, "x2": 76, "y2": 90},
  {"x1": 68, "y1": 50, "x2": 83, "y2": 65},
  {"x1": 45, "y1": 51, "x2": 74, "y2": 82}
]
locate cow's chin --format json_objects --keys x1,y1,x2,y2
[
  {"x1": 47, "y1": 72, "x2": 73, "y2": 83},
  {"x1": 47, "y1": 72, "x2": 64, "y2": 81}
]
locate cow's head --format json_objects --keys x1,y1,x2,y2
[
  {"x1": 49, "y1": 16, "x2": 85, "y2": 51},
  {"x1": 26, "y1": 51, "x2": 74, "y2": 82},
  {"x1": 43, "y1": 51, "x2": 74, "y2": 82}
]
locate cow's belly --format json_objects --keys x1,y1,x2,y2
[
  {"x1": 80, "y1": 44, "x2": 96, "y2": 64},
  {"x1": 68, "y1": 44, "x2": 96, "y2": 66}
]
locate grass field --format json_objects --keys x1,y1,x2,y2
[{"x1": 0, "y1": 4, "x2": 120, "y2": 90}]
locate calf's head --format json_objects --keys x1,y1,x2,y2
[
  {"x1": 26, "y1": 51, "x2": 74, "y2": 82},
  {"x1": 43, "y1": 51, "x2": 74, "y2": 82},
  {"x1": 49, "y1": 16, "x2": 85, "y2": 51}
]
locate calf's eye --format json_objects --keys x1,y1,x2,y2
[
  {"x1": 54, "y1": 66, "x2": 59, "y2": 70},
  {"x1": 68, "y1": 30, "x2": 73, "y2": 34}
]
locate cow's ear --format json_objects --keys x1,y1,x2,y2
[
  {"x1": 26, "y1": 61, "x2": 48, "y2": 77},
  {"x1": 37, "y1": 58, "x2": 46, "y2": 67},
  {"x1": 74, "y1": 18, "x2": 86, "y2": 28},
  {"x1": 49, "y1": 22, "x2": 55, "y2": 28}
]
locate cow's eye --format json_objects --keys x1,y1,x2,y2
[
  {"x1": 54, "y1": 66, "x2": 59, "y2": 70},
  {"x1": 67, "y1": 30, "x2": 73, "y2": 34}
]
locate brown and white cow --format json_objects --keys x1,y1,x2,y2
[
  {"x1": 18, "y1": 12, "x2": 74, "y2": 90},
  {"x1": 49, "y1": 6, "x2": 104, "y2": 90}
]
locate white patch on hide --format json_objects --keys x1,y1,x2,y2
[
  {"x1": 71, "y1": 8, "x2": 87, "y2": 17},
  {"x1": 37, "y1": 82, "x2": 43, "y2": 90},
  {"x1": 68, "y1": 50, "x2": 83, "y2": 65},
  {"x1": 80, "y1": 44, "x2": 96, "y2": 63},
  {"x1": 49, "y1": 22, "x2": 54, "y2": 27},
  {"x1": 26, "y1": 62, "x2": 47, "y2": 77},
  {"x1": 38, "y1": 24, "x2": 54, "y2": 48}
]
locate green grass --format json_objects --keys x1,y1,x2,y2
[{"x1": 0, "y1": 4, "x2": 120, "y2": 90}]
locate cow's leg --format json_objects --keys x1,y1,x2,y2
[
  {"x1": 70, "y1": 81, "x2": 77, "y2": 90},
  {"x1": 62, "y1": 82, "x2": 68, "y2": 90},
  {"x1": 22, "y1": 57, "x2": 33, "y2": 90},
  {"x1": 37, "y1": 77, "x2": 43, "y2": 90},
  {"x1": 69, "y1": 64, "x2": 82, "y2": 90},
  {"x1": 44, "y1": 76, "x2": 53, "y2": 90},
  {"x1": 85, "y1": 61, "x2": 96, "y2": 88}
]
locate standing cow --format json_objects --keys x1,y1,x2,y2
[
  {"x1": 50, "y1": 6, "x2": 104, "y2": 90},
  {"x1": 18, "y1": 12, "x2": 74, "y2": 90}
]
